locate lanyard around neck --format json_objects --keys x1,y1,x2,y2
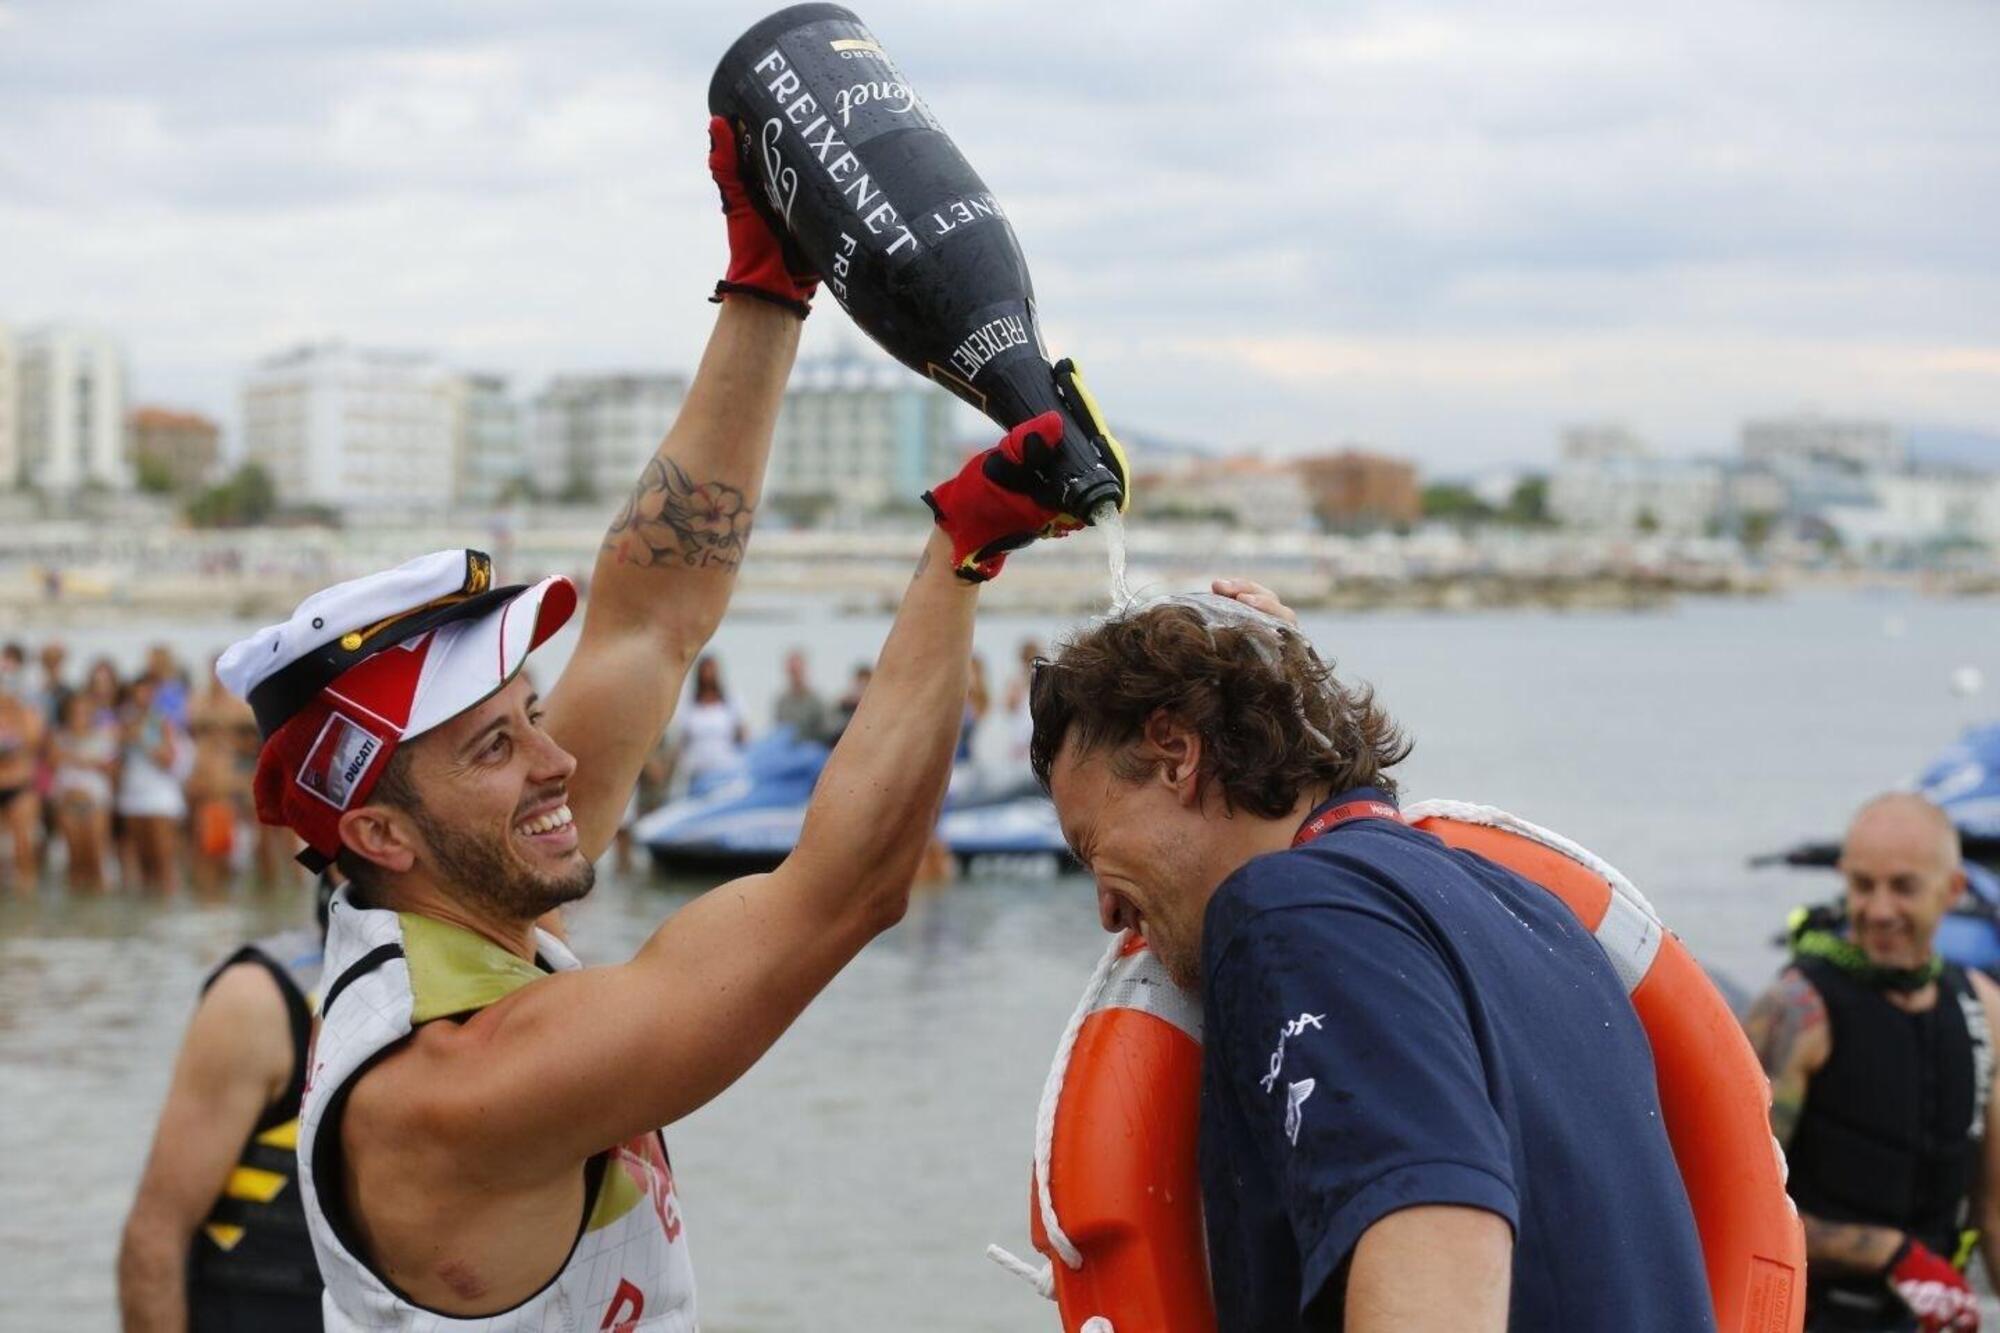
[{"x1": 1292, "y1": 798, "x2": 1402, "y2": 848}]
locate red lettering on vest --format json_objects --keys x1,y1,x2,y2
[
  {"x1": 600, "y1": 1279, "x2": 644, "y2": 1332},
  {"x1": 614, "y1": 1135, "x2": 683, "y2": 1242}
]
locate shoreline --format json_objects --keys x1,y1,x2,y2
[{"x1": 4, "y1": 518, "x2": 1989, "y2": 623}]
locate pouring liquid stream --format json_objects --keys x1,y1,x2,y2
[{"x1": 1092, "y1": 501, "x2": 1132, "y2": 611}]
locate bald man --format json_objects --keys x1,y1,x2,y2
[{"x1": 1748, "y1": 794, "x2": 2000, "y2": 1333}]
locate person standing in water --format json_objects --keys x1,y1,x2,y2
[
  {"x1": 672, "y1": 653, "x2": 747, "y2": 791},
  {"x1": 117, "y1": 676, "x2": 188, "y2": 895},
  {"x1": 120, "y1": 885, "x2": 331, "y2": 1331},
  {"x1": 187, "y1": 659, "x2": 257, "y2": 896},
  {"x1": 208, "y1": 116, "x2": 1110, "y2": 1331},
  {"x1": 1747, "y1": 793, "x2": 2000, "y2": 1333},
  {"x1": 0, "y1": 671, "x2": 46, "y2": 893},
  {"x1": 51, "y1": 690, "x2": 117, "y2": 892},
  {"x1": 1027, "y1": 589, "x2": 1713, "y2": 1331}
]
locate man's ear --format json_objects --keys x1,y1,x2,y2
[
  {"x1": 1946, "y1": 868, "x2": 1969, "y2": 913},
  {"x1": 1141, "y1": 709, "x2": 1204, "y2": 806},
  {"x1": 337, "y1": 804, "x2": 419, "y2": 877}
]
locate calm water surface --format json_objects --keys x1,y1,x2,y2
[{"x1": 2, "y1": 588, "x2": 1994, "y2": 1329}]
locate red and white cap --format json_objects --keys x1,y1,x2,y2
[{"x1": 216, "y1": 549, "x2": 577, "y2": 868}]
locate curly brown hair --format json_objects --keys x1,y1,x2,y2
[{"x1": 1029, "y1": 599, "x2": 1411, "y2": 817}]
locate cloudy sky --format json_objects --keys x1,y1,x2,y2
[{"x1": 2, "y1": 0, "x2": 1996, "y2": 471}]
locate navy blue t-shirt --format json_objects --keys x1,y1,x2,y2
[{"x1": 1198, "y1": 793, "x2": 1715, "y2": 1331}]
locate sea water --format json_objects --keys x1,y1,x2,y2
[
  {"x1": 9, "y1": 591, "x2": 1997, "y2": 1330},
  {"x1": 1092, "y1": 501, "x2": 1132, "y2": 610}
]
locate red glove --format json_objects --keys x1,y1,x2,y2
[
  {"x1": 707, "y1": 115, "x2": 819, "y2": 318},
  {"x1": 1888, "y1": 1238, "x2": 1980, "y2": 1332},
  {"x1": 922, "y1": 412, "x2": 1081, "y2": 581}
]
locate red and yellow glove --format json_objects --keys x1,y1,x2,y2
[
  {"x1": 1888, "y1": 1238, "x2": 1980, "y2": 1332},
  {"x1": 923, "y1": 412, "x2": 1083, "y2": 582},
  {"x1": 707, "y1": 115, "x2": 819, "y2": 318}
]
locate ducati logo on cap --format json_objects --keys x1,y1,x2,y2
[{"x1": 297, "y1": 712, "x2": 388, "y2": 811}]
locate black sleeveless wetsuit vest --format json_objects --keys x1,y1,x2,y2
[
  {"x1": 1787, "y1": 956, "x2": 1989, "y2": 1331},
  {"x1": 186, "y1": 928, "x2": 325, "y2": 1332}
]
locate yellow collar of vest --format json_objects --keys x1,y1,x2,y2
[{"x1": 398, "y1": 912, "x2": 549, "y2": 1025}]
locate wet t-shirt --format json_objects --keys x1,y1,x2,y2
[{"x1": 1198, "y1": 794, "x2": 1714, "y2": 1331}]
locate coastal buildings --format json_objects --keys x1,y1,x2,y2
[
  {"x1": 1134, "y1": 448, "x2": 1419, "y2": 532},
  {"x1": 1135, "y1": 456, "x2": 1316, "y2": 529},
  {"x1": 448, "y1": 373, "x2": 526, "y2": 506},
  {"x1": 241, "y1": 343, "x2": 456, "y2": 510},
  {"x1": 764, "y1": 355, "x2": 962, "y2": 521},
  {"x1": 1297, "y1": 449, "x2": 1422, "y2": 530},
  {"x1": 0, "y1": 323, "x2": 15, "y2": 489},
  {"x1": 127, "y1": 407, "x2": 221, "y2": 493},
  {"x1": 1742, "y1": 415, "x2": 1902, "y2": 474},
  {"x1": 1550, "y1": 425, "x2": 1729, "y2": 537},
  {"x1": 528, "y1": 374, "x2": 687, "y2": 503},
  {"x1": 11, "y1": 325, "x2": 128, "y2": 494}
]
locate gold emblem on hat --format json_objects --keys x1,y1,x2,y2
[{"x1": 337, "y1": 552, "x2": 496, "y2": 656}]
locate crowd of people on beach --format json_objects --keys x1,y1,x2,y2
[
  {"x1": 0, "y1": 639, "x2": 301, "y2": 897},
  {"x1": 0, "y1": 634, "x2": 1051, "y2": 894}
]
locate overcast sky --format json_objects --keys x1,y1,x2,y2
[{"x1": 2, "y1": 0, "x2": 1997, "y2": 471}]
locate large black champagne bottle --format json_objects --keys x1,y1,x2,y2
[{"x1": 710, "y1": 4, "x2": 1126, "y2": 521}]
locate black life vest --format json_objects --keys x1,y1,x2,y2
[
  {"x1": 1786, "y1": 956, "x2": 1991, "y2": 1328},
  {"x1": 186, "y1": 927, "x2": 325, "y2": 1327}
]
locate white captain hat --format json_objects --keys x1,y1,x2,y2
[{"x1": 216, "y1": 549, "x2": 576, "y2": 869}]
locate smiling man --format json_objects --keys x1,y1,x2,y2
[
  {"x1": 215, "y1": 437, "x2": 1079, "y2": 1330},
  {"x1": 1748, "y1": 793, "x2": 2000, "y2": 1333},
  {"x1": 1029, "y1": 594, "x2": 1713, "y2": 1332},
  {"x1": 203, "y1": 112, "x2": 1106, "y2": 1331}
]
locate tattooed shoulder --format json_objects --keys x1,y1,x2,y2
[
  {"x1": 604, "y1": 458, "x2": 755, "y2": 571},
  {"x1": 1744, "y1": 967, "x2": 1829, "y2": 1073}
]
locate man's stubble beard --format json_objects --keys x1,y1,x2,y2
[
  {"x1": 412, "y1": 802, "x2": 596, "y2": 921},
  {"x1": 1150, "y1": 822, "x2": 1210, "y2": 994}
]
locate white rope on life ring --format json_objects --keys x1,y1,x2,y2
[{"x1": 985, "y1": 928, "x2": 1131, "y2": 1299}]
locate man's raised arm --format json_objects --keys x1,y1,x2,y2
[
  {"x1": 375, "y1": 415, "x2": 1089, "y2": 1168},
  {"x1": 545, "y1": 119, "x2": 818, "y2": 859}
]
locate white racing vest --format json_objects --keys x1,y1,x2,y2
[{"x1": 299, "y1": 887, "x2": 698, "y2": 1331}]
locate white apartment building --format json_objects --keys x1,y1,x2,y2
[
  {"x1": 448, "y1": 373, "x2": 525, "y2": 506},
  {"x1": 528, "y1": 375, "x2": 688, "y2": 502},
  {"x1": 1824, "y1": 472, "x2": 2000, "y2": 551},
  {"x1": 1134, "y1": 456, "x2": 1314, "y2": 529},
  {"x1": 242, "y1": 344, "x2": 457, "y2": 510},
  {"x1": 1559, "y1": 423, "x2": 1651, "y2": 464},
  {"x1": 13, "y1": 324, "x2": 128, "y2": 493},
  {"x1": 0, "y1": 322, "x2": 16, "y2": 489},
  {"x1": 1742, "y1": 415, "x2": 1902, "y2": 474},
  {"x1": 1550, "y1": 431, "x2": 1725, "y2": 536},
  {"x1": 766, "y1": 356, "x2": 963, "y2": 518}
]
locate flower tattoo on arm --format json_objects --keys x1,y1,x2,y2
[{"x1": 604, "y1": 458, "x2": 755, "y2": 571}]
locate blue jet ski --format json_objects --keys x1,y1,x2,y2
[
  {"x1": 634, "y1": 728, "x2": 1075, "y2": 875},
  {"x1": 1754, "y1": 722, "x2": 2000, "y2": 974}
]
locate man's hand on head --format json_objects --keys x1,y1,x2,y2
[{"x1": 1212, "y1": 578, "x2": 1298, "y2": 626}]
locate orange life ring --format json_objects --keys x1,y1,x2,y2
[
  {"x1": 1016, "y1": 802, "x2": 1804, "y2": 1333},
  {"x1": 1026, "y1": 932, "x2": 1212, "y2": 1333}
]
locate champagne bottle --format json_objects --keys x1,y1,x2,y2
[{"x1": 711, "y1": 3, "x2": 1127, "y2": 521}]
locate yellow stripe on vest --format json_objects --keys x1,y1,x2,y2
[
  {"x1": 587, "y1": 1161, "x2": 644, "y2": 1232},
  {"x1": 202, "y1": 1222, "x2": 246, "y2": 1252},
  {"x1": 224, "y1": 1166, "x2": 290, "y2": 1204},
  {"x1": 254, "y1": 1118, "x2": 300, "y2": 1150}
]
